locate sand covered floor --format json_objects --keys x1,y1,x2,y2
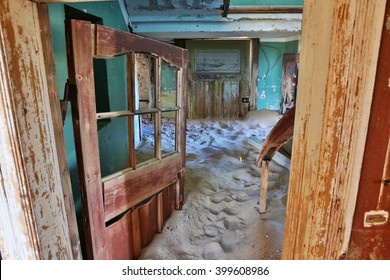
[{"x1": 140, "y1": 110, "x2": 290, "y2": 260}]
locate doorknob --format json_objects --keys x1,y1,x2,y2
[{"x1": 384, "y1": 179, "x2": 390, "y2": 186}]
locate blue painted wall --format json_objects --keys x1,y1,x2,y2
[{"x1": 257, "y1": 40, "x2": 299, "y2": 111}]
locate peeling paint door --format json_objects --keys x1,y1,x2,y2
[
  {"x1": 186, "y1": 40, "x2": 251, "y2": 119},
  {"x1": 66, "y1": 20, "x2": 188, "y2": 259},
  {"x1": 348, "y1": 5, "x2": 390, "y2": 259}
]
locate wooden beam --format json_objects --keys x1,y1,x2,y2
[
  {"x1": 0, "y1": 0, "x2": 73, "y2": 259},
  {"x1": 250, "y1": 39, "x2": 259, "y2": 112},
  {"x1": 31, "y1": 0, "x2": 109, "y2": 3},
  {"x1": 259, "y1": 160, "x2": 270, "y2": 214},
  {"x1": 282, "y1": 0, "x2": 386, "y2": 259},
  {"x1": 348, "y1": 1, "x2": 390, "y2": 259},
  {"x1": 66, "y1": 19, "x2": 107, "y2": 260},
  {"x1": 37, "y1": 3, "x2": 82, "y2": 260},
  {"x1": 228, "y1": 6, "x2": 303, "y2": 14},
  {"x1": 95, "y1": 24, "x2": 186, "y2": 68}
]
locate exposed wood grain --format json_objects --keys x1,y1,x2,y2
[
  {"x1": 130, "y1": 208, "x2": 141, "y2": 258},
  {"x1": 95, "y1": 25, "x2": 185, "y2": 68},
  {"x1": 127, "y1": 53, "x2": 136, "y2": 170},
  {"x1": 250, "y1": 39, "x2": 259, "y2": 111},
  {"x1": 259, "y1": 160, "x2": 270, "y2": 214},
  {"x1": 32, "y1": 0, "x2": 107, "y2": 2},
  {"x1": 37, "y1": 4, "x2": 81, "y2": 260},
  {"x1": 156, "y1": 193, "x2": 164, "y2": 233},
  {"x1": 154, "y1": 57, "x2": 162, "y2": 160},
  {"x1": 257, "y1": 107, "x2": 295, "y2": 164},
  {"x1": 66, "y1": 19, "x2": 106, "y2": 259},
  {"x1": 104, "y1": 154, "x2": 181, "y2": 222},
  {"x1": 348, "y1": 2, "x2": 390, "y2": 259},
  {"x1": 106, "y1": 210, "x2": 135, "y2": 260},
  {"x1": 138, "y1": 195, "x2": 158, "y2": 248},
  {"x1": 0, "y1": 0, "x2": 73, "y2": 259},
  {"x1": 282, "y1": 0, "x2": 386, "y2": 260}
]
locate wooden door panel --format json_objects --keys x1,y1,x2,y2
[
  {"x1": 103, "y1": 154, "x2": 181, "y2": 222},
  {"x1": 66, "y1": 19, "x2": 188, "y2": 259}
]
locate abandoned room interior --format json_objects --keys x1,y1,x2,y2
[{"x1": 0, "y1": 0, "x2": 389, "y2": 260}]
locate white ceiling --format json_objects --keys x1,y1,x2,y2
[{"x1": 122, "y1": 0, "x2": 302, "y2": 42}]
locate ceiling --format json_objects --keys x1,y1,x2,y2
[{"x1": 122, "y1": 0, "x2": 302, "y2": 42}]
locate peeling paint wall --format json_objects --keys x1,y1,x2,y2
[{"x1": 257, "y1": 40, "x2": 299, "y2": 111}]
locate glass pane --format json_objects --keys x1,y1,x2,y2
[
  {"x1": 161, "y1": 61, "x2": 177, "y2": 109},
  {"x1": 161, "y1": 112, "x2": 177, "y2": 155},
  {"x1": 97, "y1": 117, "x2": 130, "y2": 177},
  {"x1": 136, "y1": 54, "x2": 156, "y2": 110},
  {"x1": 135, "y1": 114, "x2": 155, "y2": 165}
]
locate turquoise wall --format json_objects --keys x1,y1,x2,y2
[
  {"x1": 257, "y1": 40, "x2": 299, "y2": 111},
  {"x1": 230, "y1": 0, "x2": 303, "y2": 5},
  {"x1": 48, "y1": 2, "x2": 130, "y2": 214}
]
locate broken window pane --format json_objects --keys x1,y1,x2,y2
[
  {"x1": 135, "y1": 114, "x2": 156, "y2": 165},
  {"x1": 161, "y1": 61, "x2": 177, "y2": 109},
  {"x1": 161, "y1": 112, "x2": 177, "y2": 155}
]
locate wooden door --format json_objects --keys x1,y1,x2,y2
[
  {"x1": 347, "y1": 3, "x2": 390, "y2": 259},
  {"x1": 65, "y1": 20, "x2": 188, "y2": 259}
]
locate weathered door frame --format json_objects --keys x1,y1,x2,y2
[
  {"x1": 65, "y1": 19, "x2": 188, "y2": 259},
  {"x1": 282, "y1": 0, "x2": 387, "y2": 259},
  {"x1": 0, "y1": 0, "x2": 388, "y2": 260}
]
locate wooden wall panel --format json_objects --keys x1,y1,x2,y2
[
  {"x1": 282, "y1": 0, "x2": 386, "y2": 259},
  {"x1": 106, "y1": 210, "x2": 135, "y2": 260}
]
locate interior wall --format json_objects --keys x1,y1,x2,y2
[{"x1": 257, "y1": 40, "x2": 299, "y2": 111}]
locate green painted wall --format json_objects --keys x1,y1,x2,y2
[
  {"x1": 48, "y1": 2, "x2": 129, "y2": 213},
  {"x1": 257, "y1": 40, "x2": 299, "y2": 111},
  {"x1": 230, "y1": 0, "x2": 303, "y2": 5}
]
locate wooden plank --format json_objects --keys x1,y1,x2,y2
[
  {"x1": 130, "y1": 208, "x2": 141, "y2": 259},
  {"x1": 66, "y1": 19, "x2": 106, "y2": 260},
  {"x1": 155, "y1": 57, "x2": 162, "y2": 160},
  {"x1": 32, "y1": 0, "x2": 108, "y2": 2},
  {"x1": 106, "y1": 210, "x2": 135, "y2": 260},
  {"x1": 348, "y1": 3, "x2": 390, "y2": 259},
  {"x1": 257, "y1": 107, "x2": 295, "y2": 164},
  {"x1": 156, "y1": 193, "x2": 164, "y2": 233},
  {"x1": 0, "y1": 0, "x2": 72, "y2": 259},
  {"x1": 250, "y1": 39, "x2": 259, "y2": 111},
  {"x1": 248, "y1": 136, "x2": 291, "y2": 170},
  {"x1": 37, "y1": 4, "x2": 81, "y2": 260},
  {"x1": 127, "y1": 53, "x2": 136, "y2": 170},
  {"x1": 103, "y1": 154, "x2": 181, "y2": 222},
  {"x1": 282, "y1": 0, "x2": 386, "y2": 260},
  {"x1": 228, "y1": 6, "x2": 303, "y2": 14},
  {"x1": 259, "y1": 160, "x2": 270, "y2": 214},
  {"x1": 138, "y1": 195, "x2": 158, "y2": 248},
  {"x1": 178, "y1": 60, "x2": 188, "y2": 206},
  {"x1": 162, "y1": 184, "x2": 177, "y2": 224},
  {"x1": 95, "y1": 25, "x2": 185, "y2": 68},
  {"x1": 96, "y1": 109, "x2": 159, "y2": 120}
]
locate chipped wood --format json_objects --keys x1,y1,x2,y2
[
  {"x1": 282, "y1": 0, "x2": 386, "y2": 259},
  {"x1": 103, "y1": 154, "x2": 181, "y2": 222},
  {"x1": 95, "y1": 25, "x2": 185, "y2": 68},
  {"x1": 259, "y1": 160, "x2": 270, "y2": 214},
  {"x1": 348, "y1": 1, "x2": 390, "y2": 259},
  {"x1": 66, "y1": 19, "x2": 107, "y2": 260},
  {"x1": 0, "y1": 0, "x2": 73, "y2": 259}
]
